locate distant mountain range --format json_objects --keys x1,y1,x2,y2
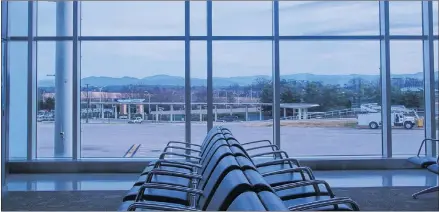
[{"x1": 38, "y1": 72, "x2": 437, "y2": 88}]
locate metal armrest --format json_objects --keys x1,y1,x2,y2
[
  {"x1": 416, "y1": 139, "x2": 439, "y2": 157},
  {"x1": 135, "y1": 182, "x2": 204, "y2": 202},
  {"x1": 145, "y1": 162, "x2": 196, "y2": 172},
  {"x1": 128, "y1": 202, "x2": 197, "y2": 211},
  {"x1": 273, "y1": 180, "x2": 335, "y2": 197},
  {"x1": 151, "y1": 159, "x2": 202, "y2": 169},
  {"x1": 144, "y1": 169, "x2": 203, "y2": 183},
  {"x1": 164, "y1": 146, "x2": 202, "y2": 153},
  {"x1": 246, "y1": 144, "x2": 280, "y2": 152},
  {"x1": 262, "y1": 167, "x2": 315, "y2": 180},
  {"x1": 256, "y1": 158, "x2": 301, "y2": 168},
  {"x1": 167, "y1": 141, "x2": 202, "y2": 148},
  {"x1": 288, "y1": 197, "x2": 360, "y2": 211},
  {"x1": 250, "y1": 150, "x2": 290, "y2": 159},
  {"x1": 159, "y1": 152, "x2": 202, "y2": 161},
  {"x1": 241, "y1": 139, "x2": 273, "y2": 146}
]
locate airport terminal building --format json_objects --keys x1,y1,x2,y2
[{"x1": 1, "y1": 1, "x2": 439, "y2": 211}]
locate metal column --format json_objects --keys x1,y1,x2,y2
[
  {"x1": 206, "y1": 0, "x2": 213, "y2": 131},
  {"x1": 27, "y1": 1, "x2": 37, "y2": 160},
  {"x1": 1, "y1": 0, "x2": 8, "y2": 193},
  {"x1": 272, "y1": 0, "x2": 281, "y2": 147},
  {"x1": 184, "y1": 0, "x2": 191, "y2": 149},
  {"x1": 379, "y1": 0, "x2": 392, "y2": 158},
  {"x1": 422, "y1": 1, "x2": 437, "y2": 157},
  {"x1": 72, "y1": 0, "x2": 80, "y2": 160},
  {"x1": 54, "y1": 1, "x2": 73, "y2": 158}
]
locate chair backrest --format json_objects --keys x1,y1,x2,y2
[
  {"x1": 235, "y1": 155, "x2": 289, "y2": 211},
  {"x1": 199, "y1": 140, "x2": 230, "y2": 175},
  {"x1": 198, "y1": 146, "x2": 236, "y2": 189},
  {"x1": 197, "y1": 154, "x2": 252, "y2": 211},
  {"x1": 200, "y1": 129, "x2": 223, "y2": 150},
  {"x1": 257, "y1": 191, "x2": 289, "y2": 211},
  {"x1": 229, "y1": 143, "x2": 252, "y2": 159},
  {"x1": 226, "y1": 191, "x2": 266, "y2": 211},
  {"x1": 218, "y1": 126, "x2": 232, "y2": 134},
  {"x1": 201, "y1": 126, "x2": 225, "y2": 144},
  {"x1": 202, "y1": 169, "x2": 253, "y2": 211},
  {"x1": 200, "y1": 133, "x2": 227, "y2": 158}
]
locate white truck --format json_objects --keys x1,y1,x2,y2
[{"x1": 357, "y1": 112, "x2": 417, "y2": 129}]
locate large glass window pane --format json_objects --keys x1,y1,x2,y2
[
  {"x1": 191, "y1": 41, "x2": 207, "y2": 145},
  {"x1": 390, "y1": 1, "x2": 422, "y2": 35},
  {"x1": 36, "y1": 42, "x2": 63, "y2": 158},
  {"x1": 8, "y1": 42, "x2": 28, "y2": 160},
  {"x1": 191, "y1": 1, "x2": 206, "y2": 36},
  {"x1": 80, "y1": 41, "x2": 185, "y2": 158},
  {"x1": 81, "y1": 1, "x2": 184, "y2": 36},
  {"x1": 280, "y1": 41, "x2": 381, "y2": 157},
  {"x1": 8, "y1": 1, "x2": 28, "y2": 36},
  {"x1": 434, "y1": 1, "x2": 438, "y2": 35},
  {"x1": 36, "y1": 1, "x2": 73, "y2": 36},
  {"x1": 280, "y1": 1, "x2": 379, "y2": 35},
  {"x1": 212, "y1": 1, "x2": 273, "y2": 36},
  {"x1": 390, "y1": 41, "x2": 424, "y2": 156},
  {"x1": 212, "y1": 41, "x2": 273, "y2": 147}
]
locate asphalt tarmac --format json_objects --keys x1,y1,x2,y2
[{"x1": 35, "y1": 120, "x2": 425, "y2": 158}]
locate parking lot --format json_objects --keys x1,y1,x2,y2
[{"x1": 35, "y1": 120, "x2": 426, "y2": 158}]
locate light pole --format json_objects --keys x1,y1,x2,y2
[
  {"x1": 86, "y1": 84, "x2": 90, "y2": 123},
  {"x1": 145, "y1": 91, "x2": 152, "y2": 115},
  {"x1": 225, "y1": 90, "x2": 228, "y2": 103},
  {"x1": 171, "y1": 91, "x2": 177, "y2": 103},
  {"x1": 99, "y1": 86, "x2": 105, "y2": 119}
]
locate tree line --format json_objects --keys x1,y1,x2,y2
[
  {"x1": 253, "y1": 77, "x2": 424, "y2": 114},
  {"x1": 38, "y1": 77, "x2": 426, "y2": 113}
]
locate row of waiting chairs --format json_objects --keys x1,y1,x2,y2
[
  {"x1": 118, "y1": 126, "x2": 360, "y2": 211},
  {"x1": 407, "y1": 139, "x2": 439, "y2": 199}
]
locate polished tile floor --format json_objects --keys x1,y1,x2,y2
[{"x1": 4, "y1": 169, "x2": 438, "y2": 191}]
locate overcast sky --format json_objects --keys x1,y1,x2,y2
[{"x1": 7, "y1": 1, "x2": 439, "y2": 79}]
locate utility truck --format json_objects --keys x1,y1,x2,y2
[
  {"x1": 358, "y1": 112, "x2": 417, "y2": 129},
  {"x1": 357, "y1": 104, "x2": 420, "y2": 129}
]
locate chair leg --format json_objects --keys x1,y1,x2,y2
[{"x1": 412, "y1": 186, "x2": 439, "y2": 199}]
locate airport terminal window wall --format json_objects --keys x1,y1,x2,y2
[
  {"x1": 2, "y1": 1, "x2": 439, "y2": 161},
  {"x1": 435, "y1": 40, "x2": 438, "y2": 155},
  {"x1": 390, "y1": 41, "x2": 424, "y2": 156},
  {"x1": 279, "y1": 41, "x2": 382, "y2": 157}
]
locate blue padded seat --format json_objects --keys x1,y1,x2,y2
[
  {"x1": 427, "y1": 163, "x2": 438, "y2": 174},
  {"x1": 408, "y1": 156, "x2": 438, "y2": 168}
]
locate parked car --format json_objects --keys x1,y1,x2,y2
[
  {"x1": 128, "y1": 117, "x2": 143, "y2": 124},
  {"x1": 216, "y1": 116, "x2": 239, "y2": 122}
]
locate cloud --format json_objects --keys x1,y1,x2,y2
[{"x1": 24, "y1": 1, "x2": 439, "y2": 79}]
